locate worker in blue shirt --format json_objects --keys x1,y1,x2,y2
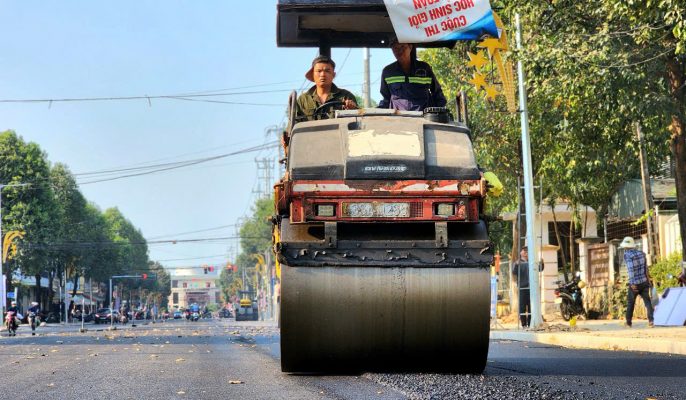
[
  {"x1": 379, "y1": 38, "x2": 446, "y2": 111},
  {"x1": 619, "y1": 237, "x2": 654, "y2": 327}
]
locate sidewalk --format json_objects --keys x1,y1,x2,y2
[
  {"x1": 0, "y1": 320, "x2": 148, "y2": 337},
  {"x1": 490, "y1": 319, "x2": 686, "y2": 356}
]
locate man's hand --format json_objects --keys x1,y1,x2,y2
[{"x1": 343, "y1": 99, "x2": 358, "y2": 110}]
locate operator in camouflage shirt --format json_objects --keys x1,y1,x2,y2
[{"x1": 296, "y1": 55, "x2": 358, "y2": 121}]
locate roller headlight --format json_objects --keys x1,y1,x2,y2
[
  {"x1": 436, "y1": 203, "x2": 455, "y2": 217},
  {"x1": 316, "y1": 204, "x2": 335, "y2": 217}
]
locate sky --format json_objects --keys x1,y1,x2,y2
[{"x1": 0, "y1": 1, "x2": 397, "y2": 269}]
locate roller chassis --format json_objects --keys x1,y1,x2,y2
[
  {"x1": 274, "y1": 108, "x2": 494, "y2": 373},
  {"x1": 276, "y1": 219, "x2": 493, "y2": 268}
]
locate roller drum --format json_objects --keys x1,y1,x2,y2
[{"x1": 280, "y1": 265, "x2": 490, "y2": 373}]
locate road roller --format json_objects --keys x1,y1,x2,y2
[{"x1": 273, "y1": 0, "x2": 495, "y2": 373}]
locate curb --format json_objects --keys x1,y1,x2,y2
[{"x1": 490, "y1": 330, "x2": 686, "y2": 356}]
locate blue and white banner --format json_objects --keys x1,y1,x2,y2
[{"x1": 384, "y1": 0, "x2": 499, "y2": 43}]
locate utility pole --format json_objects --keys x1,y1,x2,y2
[
  {"x1": 265, "y1": 125, "x2": 286, "y2": 176},
  {"x1": 253, "y1": 158, "x2": 274, "y2": 199},
  {"x1": 0, "y1": 183, "x2": 30, "y2": 317},
  {"x1": 363, "y1": 48, "x2": 371, "y2": 108},
  {"x1": 515, "y1": 14, "x2": 542, "y2": 328},
  {"x1": 635, "y1": 121, "x2": 659, "y2": 263}
]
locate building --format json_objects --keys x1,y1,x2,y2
[
  {"x1": 168, "y1": 266, "x2": 221, "y2": 310},
  {"x1": 504, "y1": 199, "x2": 599, "y2": 318},
  {"x1": 607, "y1": 178, "x2": 679, "y2": 259}
]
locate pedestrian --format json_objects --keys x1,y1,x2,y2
[
  {"x1": 296, "y1": 55, "x2": 358, "y2": 121},
  {"x1": 511, "y1": 247, "x2": 532, "y2": 328},
  {"x1": 619, "y1": 237, "x2": 654, "y2": 328},
  {"x1": 378, "y1": 37, "x2": 446, "y2": 111}
]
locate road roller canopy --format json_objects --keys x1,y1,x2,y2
[
  {"x1": 288, "y1": 113, "x2": 480, "y2": 180},
  {"x1": 276, "y1": 0, "x2": 457, "y2": 49}
]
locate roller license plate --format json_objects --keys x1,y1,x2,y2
[{"x1": 343, "y1": 202, "x2": 410, "y2": 218}]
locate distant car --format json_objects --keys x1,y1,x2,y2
[
  {"x1": 73, "y1": 311, "x2": 94, "y2": 322},
  {"x1": 93, "y1": 308, "x2": 119, "y2": 324},
  {"x1": 173, "y1": 310, "x2": 182, "y2": 319}
]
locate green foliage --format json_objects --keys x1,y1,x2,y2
[
  {"x1": 610, "y1": 277, "x2": 628, "y2": 319},
  {"x1": 0, "y1": 130, "x2": 56, "y2": 280},
  {"x1": 146, "y1": 261, "x2": 171, "y2": 307},
  {"x1": 1, "y1": 130, "x2": 169, "y2": 304},
  {"x1": 219, "y1": 197, "x2": 273, "y2": 301},
  {"x1": 219, "y1": 266, "x2": 243, "y2": 304},
  {"x1": 102, "y1": 207, "x2": 149, "y2": 277},
  {"x1": 237, "y1": 197, "x2": 273, "y2": 289},
  {"x1": 651, "y1": 251, "x2": 683, "y2": 291},
  {"x1": 422, "y1": 0, "x2": 686, "y2": 256}
]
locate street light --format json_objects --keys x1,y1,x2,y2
[{"x1": 0, "y1": 183, "x2": 30, "y2": 317}]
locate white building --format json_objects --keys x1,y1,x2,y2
[
  {"x1": 504, "y1": 200, "x2": 599, "y2": 318},
  {"x1": 168, "y1": 266, "x2": 221, "y2": 310}
]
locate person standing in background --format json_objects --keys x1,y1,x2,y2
[
  {"x1": 512, "y1": 247, "x2": 531, "y2": 328},
  {"x1": 619, "y1": 237, "x2": 654, "y2": 328}
]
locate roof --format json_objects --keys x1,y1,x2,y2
[
  {"x1": 277, "y1": 0, "x2": 457, "y2": 48},
  {"x1": 607, "y1": 179, "x2": 677, "y2": 220}
]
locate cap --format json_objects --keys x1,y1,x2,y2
[
  {"x1": 305, "y1": 55, "x2": 336, "y2": 82},
  {"x1": 619, "y1": 236, "x2": 637, "y2": 249}
]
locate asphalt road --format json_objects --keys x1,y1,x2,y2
[{"x1": 1, "y1": 319, "x2": 684, "y2": 399}]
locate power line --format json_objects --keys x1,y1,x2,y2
[
  {"x1": 75, "y1": 138, "x2": 265, "y2": 174},
  {"x1": 21, "y1": 235, "x2": 269, "y2": 250},
  {"x1": 77, "y1": 142, "x2": 279, "y2": 185},
  {"x1": 0, "y1": 89, "x2": 294, "y2": 104},
  {"x1": 0, "y1": 76, "x2": 378, "y2": 105},
  {"x1": 146, "y1": 224, "x2": 236, "y2": 240},
  {"x1": 154, "y1": 254, "x2": 229, "y2": 262}
]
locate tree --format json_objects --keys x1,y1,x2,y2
[
  {"x1": 101, "y1": 207, "x2": 149, "y2": 303},
  {"x1": 0, "y1": 130, "x2": 56, "y2": 309},
  {"x1": 218, "y1": 197, "x2": 272, "y2": 302},
  {"x1": 50, "y1": 163, "x2": 91, "y2": 301},
  {"x1": 421, "y1": 2, "x2": 682, "y2": 257},
  {"x1": 143, "y1": 261, "x2": 171, "y2": 308},
  {"x1": 237, "y1": 197, "x2": 273, "y2": 292},
  {"x1": 219, "y1": 266, "x2": 242, "y2": 305}
]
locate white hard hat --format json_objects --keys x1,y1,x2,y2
[
  {"x1": 619, "y1": 236, "x2": 637, "y2": 249},
  {"x1": 31, "y1": 302, "x2": 38, "y2": 306},
  {"x1": 11, "y1": 301, "x2": 17, "y2": 305}
]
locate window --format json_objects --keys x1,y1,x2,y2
[
  {"x1": 172, "y1": 280, "x2": 178, "y2": 288},
  {"x1": 172, "y1": 293, "x2": 178, "y2": 304},
  {"x1": 182, "y1": 282, "x2": 187, "y2": 288},
  {"x1": 206, "y1": 282, "x2": 211, "y2": 288}
]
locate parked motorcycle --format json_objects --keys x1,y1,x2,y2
[
  {"x1": 120, "y1": 313, "x2": 129, "y2": 325},
  {"x1": 5, "y1": 311, "x2": 18, "y2": 336},
  {"x1": 554, "y1": 276, "x2": 587, "y2": 321},
  {"x1": 190, "y1": 312, "x2": 200, "y2": 322}
]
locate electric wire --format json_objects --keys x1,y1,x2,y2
[
  {"x1": 77, "y1": 142, "x2": 278, "y2": 184},
  {"x1": 146, "y1": 224, "x2": 236, "y2": 240}
]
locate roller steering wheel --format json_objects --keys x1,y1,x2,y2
[{"x1": 312, "y1": 100, "x2": 344, "y2": 120}]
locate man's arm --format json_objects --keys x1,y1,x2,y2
[
  {"x1": 378, "y1": 68, "x2": 391, "y2": 108},
  {"x1": 340, "y1": 89, "x2": 358, "y2": 109}
]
